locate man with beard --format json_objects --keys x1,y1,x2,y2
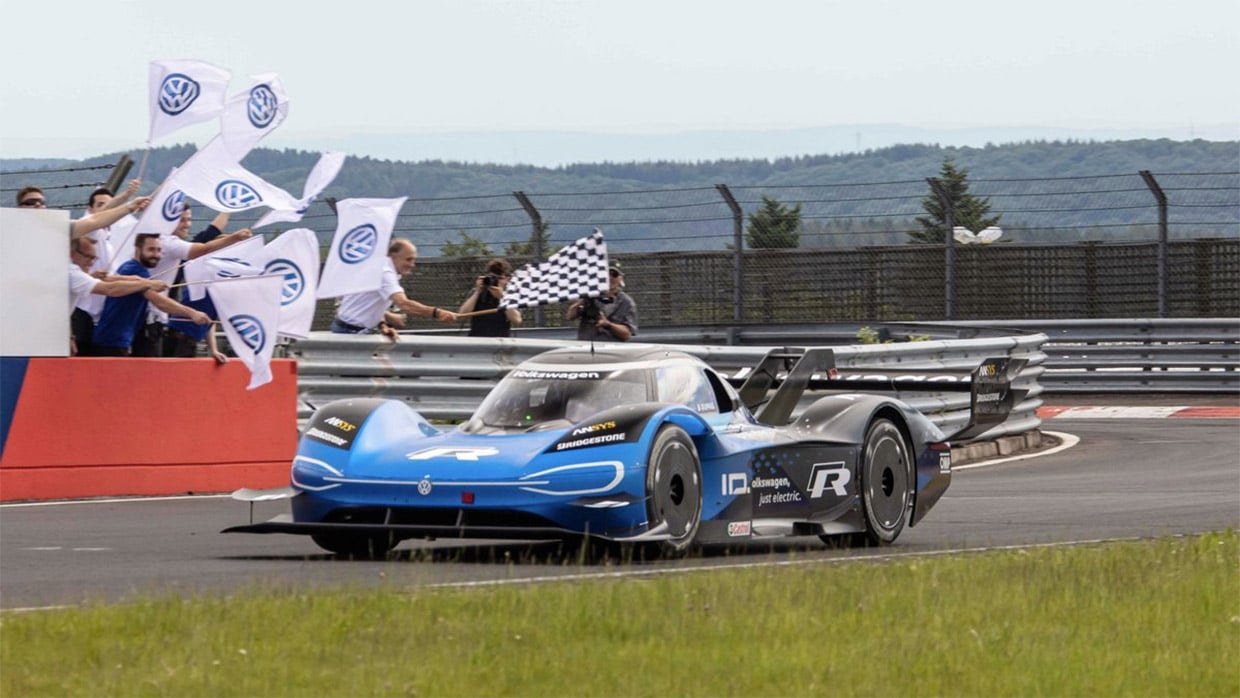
[
  {"x1": 69, "y1": 234, "x2": 169, "y2": 356},
  {"x1": 134, "y1": 206, "x2": 252, "y2": 357},
  {"x1": 91, "y1": 234, "x2": 210, "y2": 357}
]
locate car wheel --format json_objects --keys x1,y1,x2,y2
[
  {"x1": 311, "y1": 532, "x2": 397, "y2": 558},
  {"x1": 853, "y1": 417, "x2": 913, "y2": 546},
  {"x1": 645, "y1": 424, "x2": 703, "y2": 554}
]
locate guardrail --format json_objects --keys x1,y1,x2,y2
[
  {"x1": 289, "y1": 322, "x2": 1049, "y2": 443},
  {"x1": 948, "y1": 319, "x2": 1239, "y2": 393},
  {"x1": 499, "y1": 318, "x2": 1239, "y2": 393}
]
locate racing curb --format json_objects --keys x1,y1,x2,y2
[{"x1": 951, "y1": 430, "x2": 1046, "y2": 466}]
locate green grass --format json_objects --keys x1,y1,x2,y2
[{"x1": 2, "y1": 532, "x2": 1237, "y2": 697}]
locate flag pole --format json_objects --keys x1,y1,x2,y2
[
  {"x1": 454, "y1": 308, "x2": 502, "y2": 319},
  {"x1": 135, "y1": 144, "x2": 152, "y2": 183},
  {"x1": 168, "y1": 272, "x2": 285, "y2": 290}
]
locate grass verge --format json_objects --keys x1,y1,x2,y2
[{"x1": 2, "y1": 532, "x2": 1237, "y2": 697}]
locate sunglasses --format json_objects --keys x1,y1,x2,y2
[{"x1": 19, "y1": 198, "x2": 46, "y2": 207}]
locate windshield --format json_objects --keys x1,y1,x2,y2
[{"x1": 473, "y1": 368, "x2": 650, "y2": 428}]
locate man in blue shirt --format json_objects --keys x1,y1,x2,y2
[{"x1": 92, "y1": 234, "x2": 211, "y2": 357}]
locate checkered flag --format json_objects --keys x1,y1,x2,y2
[{"x1": 500, "y1": 229, "x2": 609, "y2": 309}]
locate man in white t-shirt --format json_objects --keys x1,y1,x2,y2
[
  {"x1": 332, "y1": 239, "x2": 458, "y2": 341},
  {"x1": 72, "y1": 184, "x2": 142, "y2": 355},
  {"x1": 68, "y1": 236, "x2": 168, "y2": 356}
]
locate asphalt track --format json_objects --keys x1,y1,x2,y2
[{"x1": 1, "y1": 415, "x2": 1237, "y2": 610}]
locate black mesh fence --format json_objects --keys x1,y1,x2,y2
[{"x1": 6, "y1": 163, "x2": 1236, "y2": 326}]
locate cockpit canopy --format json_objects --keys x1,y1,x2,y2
[{"x1": 466, "y1": 354, "x2": 743, "y2": 432}]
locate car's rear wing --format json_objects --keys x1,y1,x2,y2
[{"x1": 728, "y1": 347, "x2": 1027, "y2": 440}]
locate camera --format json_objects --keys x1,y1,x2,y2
[
  {"x1": 579, "y1": 296, "x2": 613, "y2": 323},
  {"x1": 482, "y1": 274, "x2": 499, "y2": 287}
]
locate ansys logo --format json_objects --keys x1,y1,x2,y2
[
  {"x1": 229, "y1": 314, "x2": 267, "y2": 354},
  {"x1": 340, "y1": 224, "x2": 378, "y2": 264},
  {"x1": 161, "y1": 190, "x2": 187, "y2": 221},
  {"x1": 264, "y1": 258, "x2": 305, "y2": 305},
  {"x1": 158, "y1": 73, "x2": 200, "y2": 115},
  {"x1": 247, "y1": 84, "x2": 279, "y2": 128},
  {"x1": 215, "y1": 179, "x2": 263, "y2": 210}
]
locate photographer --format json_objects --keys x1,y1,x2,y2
[
  {"x1": 459, "y1": 258, "x2": 522, "y2": 337},
  {"x1": 566, "y1": 265, "x2": 637, "y2": 342}
]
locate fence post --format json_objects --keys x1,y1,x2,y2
[
  {"x1": 1138, "y1": 170, "x2": 1169, "y2": 317},
  {"x1": 513, "y1": 191, "x2": 545, "y2": 326},
  {"x1": 927, "y1": 177, "x2": 956, "y2": 320},
  {"x1": 715, "y1": 184, "x2": 744, "y2": 323}
]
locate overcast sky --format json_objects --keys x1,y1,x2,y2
[{"x1": 2, "y1": 0, "x2": 1237, "y2": 165}]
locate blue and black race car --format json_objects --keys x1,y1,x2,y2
[{"x1": 225, "y1": 344, "x2": 1022, "y2": 556}]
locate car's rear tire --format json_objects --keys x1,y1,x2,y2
[
  {"x1": 311, "y1": 532, "x2": 397, "y2": 558},
  {"x1": 854, "y1": 417, "x2": 913, "y2": 546},
  {"x1": 645, "y1": 425, "x2": 702, "y2": 555}
]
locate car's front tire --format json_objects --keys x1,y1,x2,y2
[{"x1": 645, "y1": 424, "x2": 703, "y2": 555}]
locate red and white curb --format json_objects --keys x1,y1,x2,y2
[{"x1": 1037, "y1": 405, "x2": 1240, "y2": 419}]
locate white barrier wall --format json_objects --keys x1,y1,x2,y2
[{"x1": 0, "y1": 208, "x2": 71, "y2": 357}]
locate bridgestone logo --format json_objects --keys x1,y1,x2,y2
[
  {"x1": 556, "y1": 433, "x2": 625, "y2": 450},
  {"x1": 512, "y1": 370, "x2": 601, "y2": 380},
  {"x1": 306, "y1": 427, "x2": 346, "y2": 446}
]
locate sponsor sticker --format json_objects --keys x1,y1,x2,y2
[
  {"x1": 324, "y1": 416, "x2": 356, "y2": 432},
  {"x1": 571, "y1": 420, "x2": 617, "y2": 437},
  {"x1": 305, "y1": 427, "x2": 346, "y2": 447},
  {"x1": 555, "y1": 433, "x2": 625, "y2": 451},
  {"x1": 727, "y1": 521, "x2": 752, "y2": 537}
]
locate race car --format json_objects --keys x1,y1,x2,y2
[{"x1": 225, "y1": 344, "x2": 1022, "y2": 556}]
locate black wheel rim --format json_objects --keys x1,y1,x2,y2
[
  {"x1": 864, "y1": 423, "x2": 911, "y2": 537},
  {"x1": 650, "y1": 439, "x2": 701, "y2": 545}
]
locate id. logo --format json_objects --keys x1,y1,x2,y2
[
  {"x1": 264, "y1": 258, "x2": 305, "y2": 305},
  {"x1": 161, "y1": 190, "x2": 187, "y2": 222},
  {"x1": 340, "y1": 224, "x2": 378, "y2": 264},
  {"x1": 228, "y1": 314, "x2": 266, "y2": 354},
  {"x1": 248, "y1": 84, "x2": 279, "y2": 128},
  {"x1": 159, "y1": 73, "x2": 200, "y2": 115},
  {"x1": 215, "y1": 179, "x2": 263, "y2": 209}
]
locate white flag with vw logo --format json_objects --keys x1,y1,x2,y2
[
  {"x1": 183, "y1": 234, "x2": 266, "y2": 301},
  {"x1": 258, "y1": 228, "x2": 320, "y2": 339},
  {"x1": 149, "y1": 59, "x2": 231, "y2": 144},
  {"x1": 316, "y1": 197, "x2": 407, "y2": 299},
  {"x1": 253, "y1": 151, "x2": 346, "y2": 229},
  {"x1": 208, "y1": 274, "x2": 284, "y2": 390},
  {"x1": 161, "y1": 136, "x2": 300, "y2": 214},
  {"x1": 129, "y1": 168, "x2": 188, "y2": 241},
  {"x1": 220, "y1": 73, "x2": 289, "y2": 160}
]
